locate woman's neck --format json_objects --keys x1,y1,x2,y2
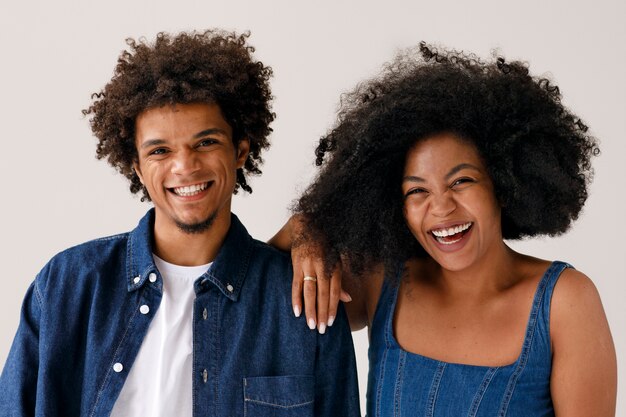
[{"x1": 423, "y1": 243, "x2": 523, "y2": 301}]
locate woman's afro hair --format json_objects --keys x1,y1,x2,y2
[
  {"x1": 295, "y1": 42, "x2": 599, "y2": 276},
  {"x1": 83, "y1": 29, "x2": 275, "y2": 200}
]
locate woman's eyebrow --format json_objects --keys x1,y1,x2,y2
[
  {"x1": 445, "y1": 163, "x2": 481, "y2": 180},
  {"x1": 402, "y1": 175, "x2": 424, "y2": 183}
]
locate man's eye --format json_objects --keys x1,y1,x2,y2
[
  {"x1": 198, "y1": 139, "x2": 217, "y2": 147},
  {"x1": 149, "y1": 148, "x2": 168, "y2": 155}
]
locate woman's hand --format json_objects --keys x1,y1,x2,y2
[
  {"x1": 268, "y1": 215, "x2": 351, "y2": 334},
  {"x1": 291, "y1": 244, "x2": 351, "y2": 334}
]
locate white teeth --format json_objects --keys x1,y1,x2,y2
[
  {"x1": 431, "y1": 222, "x2": 472, "y2": 238},
  {"x1": 173, "y1": 182, "x2": 209, "y2": 197},
  {"x1": 436, "y1": 235, "x2": 463, "y2": 245}
]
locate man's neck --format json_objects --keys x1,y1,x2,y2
[{"x1": 152, "y1": 209, "x2": 231, "y2": 266}]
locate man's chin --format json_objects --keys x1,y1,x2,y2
[{"x1": 175, "y1": 211, "x2": 218, "y2": 235}]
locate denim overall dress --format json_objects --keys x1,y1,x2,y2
[{"x1": 366, "y1": 261, "x2": 571, "y2": 417}]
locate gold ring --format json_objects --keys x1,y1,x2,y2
[{"x1": 303, "y1": 276, "x2": 317, "y2": 283}]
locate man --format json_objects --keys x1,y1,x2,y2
[{"x1": 0, "y1": 30, "x2": 360, "y2": 417}]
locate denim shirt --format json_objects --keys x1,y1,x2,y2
[{"x1": 0, "y1": 209, "x2": 360, "y2": 417}]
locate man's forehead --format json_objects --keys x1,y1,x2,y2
[{"x1": 135, "y1": 102, "x2": 232, "y2": 141}]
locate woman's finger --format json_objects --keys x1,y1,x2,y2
[
  {"x1": 302, "y1": 259, "x2": 319, "y2": 330},
  {"x1": 327, "y1": 266, "x2": 343, "y2": 327},
  {"x1": 316, "y1": 261, "x2": 330, "y2": 334}
]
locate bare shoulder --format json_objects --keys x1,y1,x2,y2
[
  {"x1": 550, "y1": 266, "x2": 612, "y2": 345},
  {"x1": 341, "y1": 266, "x2": 383, "y2": 331},
  {"x1": 550, "y1": 267, "x2": 605, "y2": 330},
  {"x1": 362, "y1": 264, "x2": 386, "y2": 327},
  {"x1": 342, "y1": 263, "x2": 386, "y2": 331},
  {"x1": 549, "y1": 266, "x2": 617, "y2": 415}
]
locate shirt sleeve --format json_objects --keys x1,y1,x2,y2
[
  {"x1": 0, "y1": 279, "x2": 42, "y2": 416},
  {"x1": 314, "y1": 303, "x2": 362, "y2": 417}
]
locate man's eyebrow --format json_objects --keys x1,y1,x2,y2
[
  {"x1": 140, "y1": 139, "x2": 167, "y2": 149},
  {"x1": 445, "y1": 163, "x2": 481, "y2": 180},
  {"x1": 193, "y1": 128, "x2": 229, "y2": 139}
]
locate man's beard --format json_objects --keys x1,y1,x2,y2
[{"x1": 175, "y1": 210, "x2": 218, "y2": 234}]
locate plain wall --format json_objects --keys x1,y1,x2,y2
[{"x1": 1, "y1": 0, "x2": 624, "y2": 414}]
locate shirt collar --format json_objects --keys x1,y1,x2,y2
[
  {"x1": 193, "y1": 213, "x2": 252, "y2": 301},
  {"x1": 126, "y1": 209, "x2": 252, "y2": 301},
  {"x1": 126, "y1": 209, "x2": 158, "y2": 293}
]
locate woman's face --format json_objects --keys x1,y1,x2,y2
[{"x1": 402, "y1": 133, "x2": 503, "y2": 272}]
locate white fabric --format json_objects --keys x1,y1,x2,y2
[{"x1": 110, "y1": 255, "x2": 211, "y2": 417}]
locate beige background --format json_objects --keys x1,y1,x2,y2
[{"x1": 0, "y1": 0, "x2": 624, "y2": 414}]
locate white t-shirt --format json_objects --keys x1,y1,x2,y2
[{"x1": 110, "y1": 255, "x2": 211, "y2": 417}]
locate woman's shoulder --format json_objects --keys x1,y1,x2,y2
[
  {"x1": 513, "y1": 255, "x2": 601, "y2": 318},
  {"x1": 548, "y1": 264, "x2": 617, "y2": 415},
  {"x1": 554, "y1": 265, "x2": 595, "y2": 290},
  {"x1": 342, "y1": 263, "x2": 386, "y2": 330},
  {"x1": 550, "y1": 266, "x2": 605, "y2": 330}
]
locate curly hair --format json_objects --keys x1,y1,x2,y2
[
  {"x1": 83, "y1": 30, "x2": 274, "y2": 200},
  {"x1": 295, "y1": 42, "x2": 599, "y2": 276}
]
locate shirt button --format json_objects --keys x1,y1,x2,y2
[
  {"x1": 202, "y1": 369, "x2": 208, "y2": 383},
  {"x1": 140, "y1": 305, "x2": 150, "y2": 315},
  {"x1": 226, "y1": 284, "x2": 234, "y2": 293},
  {"x1": 202, "y1": 308, "x2": 208, "y2": 320},
  {"x1": 149, "y1": 273, "x2": 157, "y2": 283},
  {"x1": 113, "y1": 363, "x2": 123, "y2": 373},
  {"x1": 133, "y1": 276, "x2": 140, "y2": 284}
]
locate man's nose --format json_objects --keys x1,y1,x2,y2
[{"x1": 171, "y1": 149, "x2": 200, "y2": 176}]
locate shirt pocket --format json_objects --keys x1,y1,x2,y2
[{"x1": 243, "y1": 375, "x2": 314, "y2": 417}]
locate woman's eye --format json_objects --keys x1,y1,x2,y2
[
  {"x1": 451, "y1": 177, "x2": 474, "y2": 187},
  {"x1": 405, "y1": 188, "x2": 426, "y2": 198}
]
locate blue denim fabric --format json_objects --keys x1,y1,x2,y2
[
  {"x1": 366, "y1": 261, "x2": 571, "y2": 417},
  {"x1": 0, "y1": 209, "x2": 360, "y2": 417}
]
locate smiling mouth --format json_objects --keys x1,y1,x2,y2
[
  {"x1": 430, "y1": 222, "x2": 473, "y2": 245},
  {"x1": 169, "y1": 182, "x2": 211, "y2": 197}
]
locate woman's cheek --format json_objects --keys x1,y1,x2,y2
[{"x1": 403, "y1": 201, "x2": 424, "y2": 240}]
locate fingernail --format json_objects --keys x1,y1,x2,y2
[
  {"x1": 293, "y1": 305, "x2": 301, "y2": 318},
  {"x1": 328, "y1": 316, "x2": 335, "y2": 327},
  {"x1": 346, "y1": 294, "x2": 352, "y2": 302},
  {"x1": 319, "y1": 323, "x2": 326, "y2": 334},
  {"x1": 308, "y1": 318, "x2": 316, "y2": 330}
]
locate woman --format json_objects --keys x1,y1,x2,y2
[{"x1": 271, "y1": 43, "x2": 616, "y2": 416}]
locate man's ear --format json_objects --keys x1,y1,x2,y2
[
  {"x1": 236, "y1": 139, "x2": 250, "y2": 169},
  {"x1": 133, "y1": 162, "x2": 144, "y2": 185}
]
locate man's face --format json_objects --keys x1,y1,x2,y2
[{"x1": 134, "y1": 102, "x2": 249, "y2": 235}]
